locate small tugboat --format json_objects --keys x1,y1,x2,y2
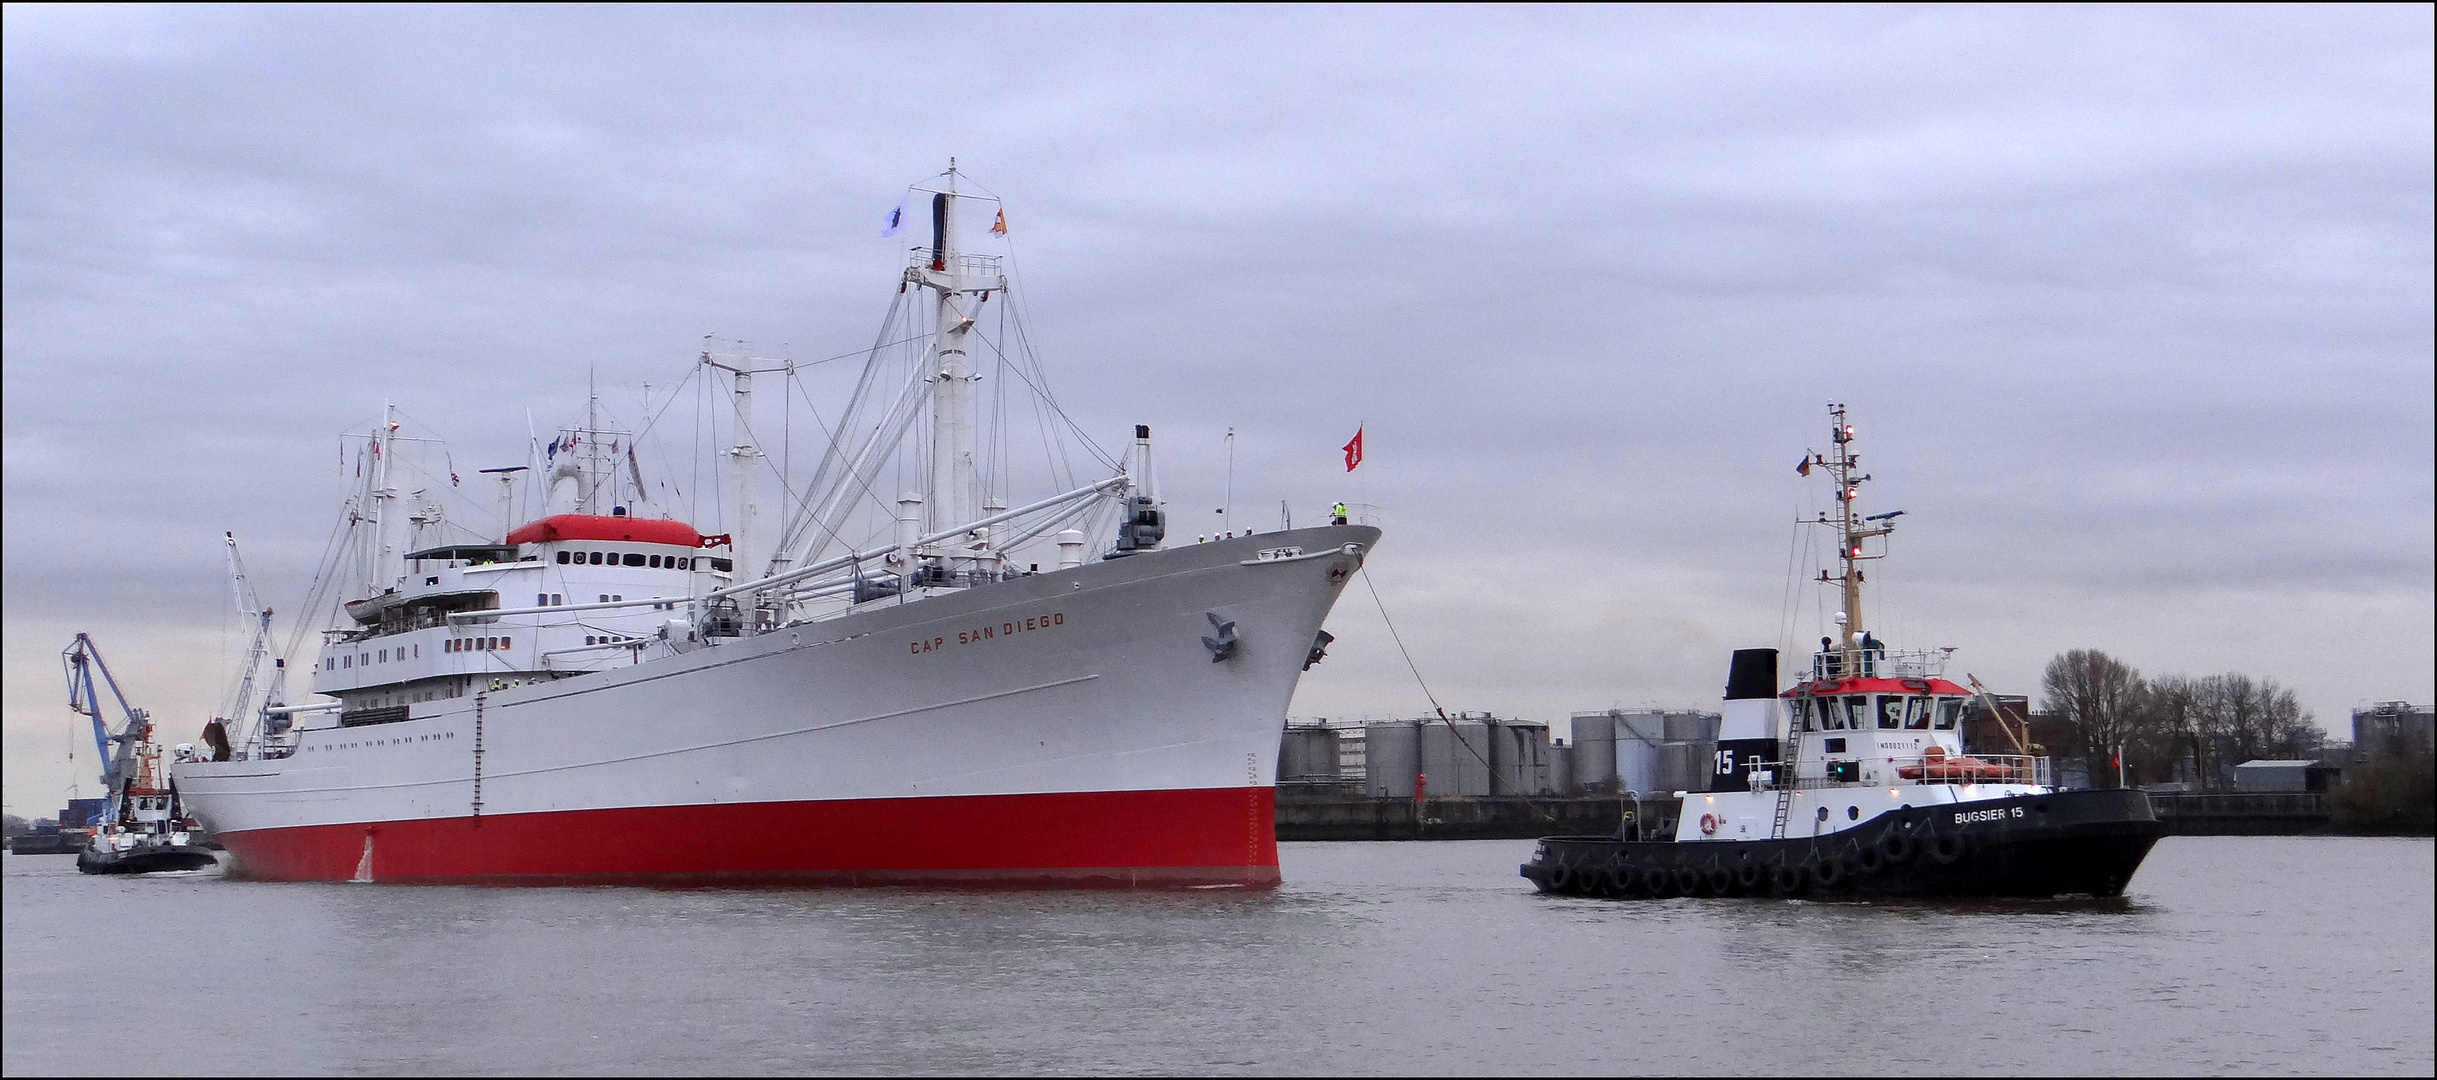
[
  {"x1": 64, "y1": 634, "x2": 218, "y2": 875},
  {"x1": 1522, "y1": 405, "x2": 2164, "y2": 900}
]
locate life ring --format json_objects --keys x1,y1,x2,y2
[
  {"x1": 1877, "y1": 831, "x2": 1916, "y2": 865},
  {"x1": 1698, "y1": 813, "x2": 1721, "y2": 836},
  {"x1": 1927, "y1": 831, "x2": 1968, "y2": 865}
]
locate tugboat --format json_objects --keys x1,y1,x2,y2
[
  {"x1": 64, "y1": 634, "x2": 218, "y2": 875},
  {"x1": 1522, "y1": 405, "x2": 2165, "y2": 899}
]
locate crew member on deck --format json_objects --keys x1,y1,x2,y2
[{"x1": 1331, "y1": 502, "x2": 1349, "y2": 525}]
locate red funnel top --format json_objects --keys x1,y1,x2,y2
[{"x1": 506, "y1": 514, "x2": 705, "y2": 548}]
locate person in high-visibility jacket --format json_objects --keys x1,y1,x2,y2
[{"x1": 1331, "y1": 502, "x2": 1349, "y2": 525}]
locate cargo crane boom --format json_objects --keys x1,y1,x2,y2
[
  {"x1": 60, "y1": 634, "x2": 152, "y2": 827},
  {"x1": 220, "y1": 531, "x2": 281, "y2": 756}
]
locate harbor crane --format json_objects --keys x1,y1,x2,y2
[{"x1": 61, "y1": 634, "x2": 153, "y2": 828}]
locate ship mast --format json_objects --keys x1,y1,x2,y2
[
  {"x1": 1814, "y1": 403, "x2": 1898, "y2": 655},
  {"x1": 912, "y1": 158, "x2": 1001, "y2": 575}
]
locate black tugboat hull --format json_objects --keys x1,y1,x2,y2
[
  {"x1": 77, "y1": 846, "x2": 218, "y2": 875},
  {"x1": 1521, "y1": 789, "x2": 2164, "y2": 900}
]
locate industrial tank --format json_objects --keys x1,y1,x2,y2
[{"x1": 1277, "y1": 727, "x2": 1343, "y2": 783}]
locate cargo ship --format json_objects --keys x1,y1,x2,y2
[
  {"x1": 171, "y1": 166, "x2": 1377, "y2": 886},
  {"x1": 1521, "y1": 405, "x2": 2164, "y2": 899}
]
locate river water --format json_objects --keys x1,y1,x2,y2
[{"x1": 4, "y1": 835, "x2": 2429, "y2": 1076}]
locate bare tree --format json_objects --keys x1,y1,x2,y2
[
  {"x1": 2135, "y1": 674, "x2": 2202, "y2": 786},
  {"x1": 2040, "y1": 649, "x2": 2148, "y2": 788}
]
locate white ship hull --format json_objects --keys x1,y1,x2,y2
[{"x1": 171, "y1": 527, "x2": 1375, "y2": 885}]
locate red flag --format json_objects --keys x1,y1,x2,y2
[
  {"x1": 1342, "y1": 427, "x2": 1363, "y2": 472},
  {"x1": 991, "y1": 208, "x2": 1008, "y2": 237}
]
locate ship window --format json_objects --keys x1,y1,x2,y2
[
  {"x1": 1844, "y1": 695, "x2": 1870, "y2": 729},
  {"x1": 648, "y1": 554, "x2": 661, "y2": 568},
  {"x1": 624, "y1": 553, "x2": 646, "y2": 567},
  {"x1": 589, "y1": 551, "x2": 604, "y2": 565},
  {"x1": 557, "y1": 551, "x2": 571, "y2": 564},
  {"x1": 1904, "y1": 696, "x2": 1930, "y2": 730},
  {"x1": 1876, "y1": 696, "x2": 1903, "y2": 729},
  {"x1": 502, "y1": 636, "x2": 511, "y2": 649},
  {"x1": 537, "y1": 593, "x2": 549, "y2": 606},
  {"x1": 413, "y1": 645, "x2": 420, "y2": 658},
  {"x1": 1936, "y1": 697, "x2": 1964, "y2": 730}
]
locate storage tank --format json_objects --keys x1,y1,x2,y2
[
  {"x1": 1569, "y1": 711, "x2": 1619, "y2": 793},
  {"x1": 1363, "y1": 721, "x2": 1420, "y2": 798},
  {"x1": 1277, "y1": 727, "x2": 1342, "y2": 783},
  {"x1": 1664, "y1": 711, "x2": 1721, "y2": 742},
  {"x1": 1615, "y1": 710, "x2": 1668, "y2": 796},
  {"x1": 1420, "y1": 720, "x2": 1493, "y2": 796},
  {"x1": 1487, "y1": 719, "x2": 1552, "y2": 796},
  {"x1": 1660, "y1": 741, "x2": 1712, "y2": 794},
  {"x1": 1551, "y1": 742, "x2": 1576, "y2": 796}
]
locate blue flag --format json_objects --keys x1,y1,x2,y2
[{"x1": 882, "y1": 198, "x2": 907, "y2": 237}]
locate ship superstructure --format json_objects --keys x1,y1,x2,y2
[{"x1": 172, "y1": 166, "x2": 1377, "y2": 886}]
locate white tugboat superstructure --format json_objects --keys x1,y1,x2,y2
[
  {"x1": 171, "y1": 165, "x2": 1378, "y2": 886},
  {"x1": 1524, "y1": 405, "x2": 2163, "y2": 900}
]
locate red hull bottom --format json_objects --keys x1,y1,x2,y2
[{"x1": 216, "y1": 787, "x2": 1281, "y2": 888}]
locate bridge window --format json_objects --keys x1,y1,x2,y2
[
  {"x1": 1876, "y1": 696, "x2": 1904, "y2": 729},
  {"x1": 624, "y1": 553, "x2": 646, "y2": 567},
  {"x1": 1904, "y1": 696, "x2": 1930, "y2": 730},
  {"x1": 1842, "y1": 695, "x2": 1869, "y2": 730},
  {"x1": 1935, "y1": 697, "x2": 1965, "y2": 730}
]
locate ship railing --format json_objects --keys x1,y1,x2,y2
[
  {"x1": 908, "y1": 249, "x2": 1004, "y2": 279},
  {"x1": 1746, "y1": 753, "x2": 2052, "y2": 791},
  {"x1": 1809, "y1": 648, "x2": 1952, "y2": 680}
]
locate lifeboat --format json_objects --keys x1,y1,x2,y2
[{"x1": 1898, "y1": 744, "x2": 2020, "y2": 782}]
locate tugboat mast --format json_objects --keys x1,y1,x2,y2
[{"x1": 1815, "y1": 403, "x2": 1898, "y2": 659}]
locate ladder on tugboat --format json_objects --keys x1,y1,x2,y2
[{"x1": 1769, "y1": 772, "x2": 1796, "y2": 840}]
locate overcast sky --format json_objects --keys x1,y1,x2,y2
[{"x1": 5, "y1": 5, "x2": 2430, "y2": 814}]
